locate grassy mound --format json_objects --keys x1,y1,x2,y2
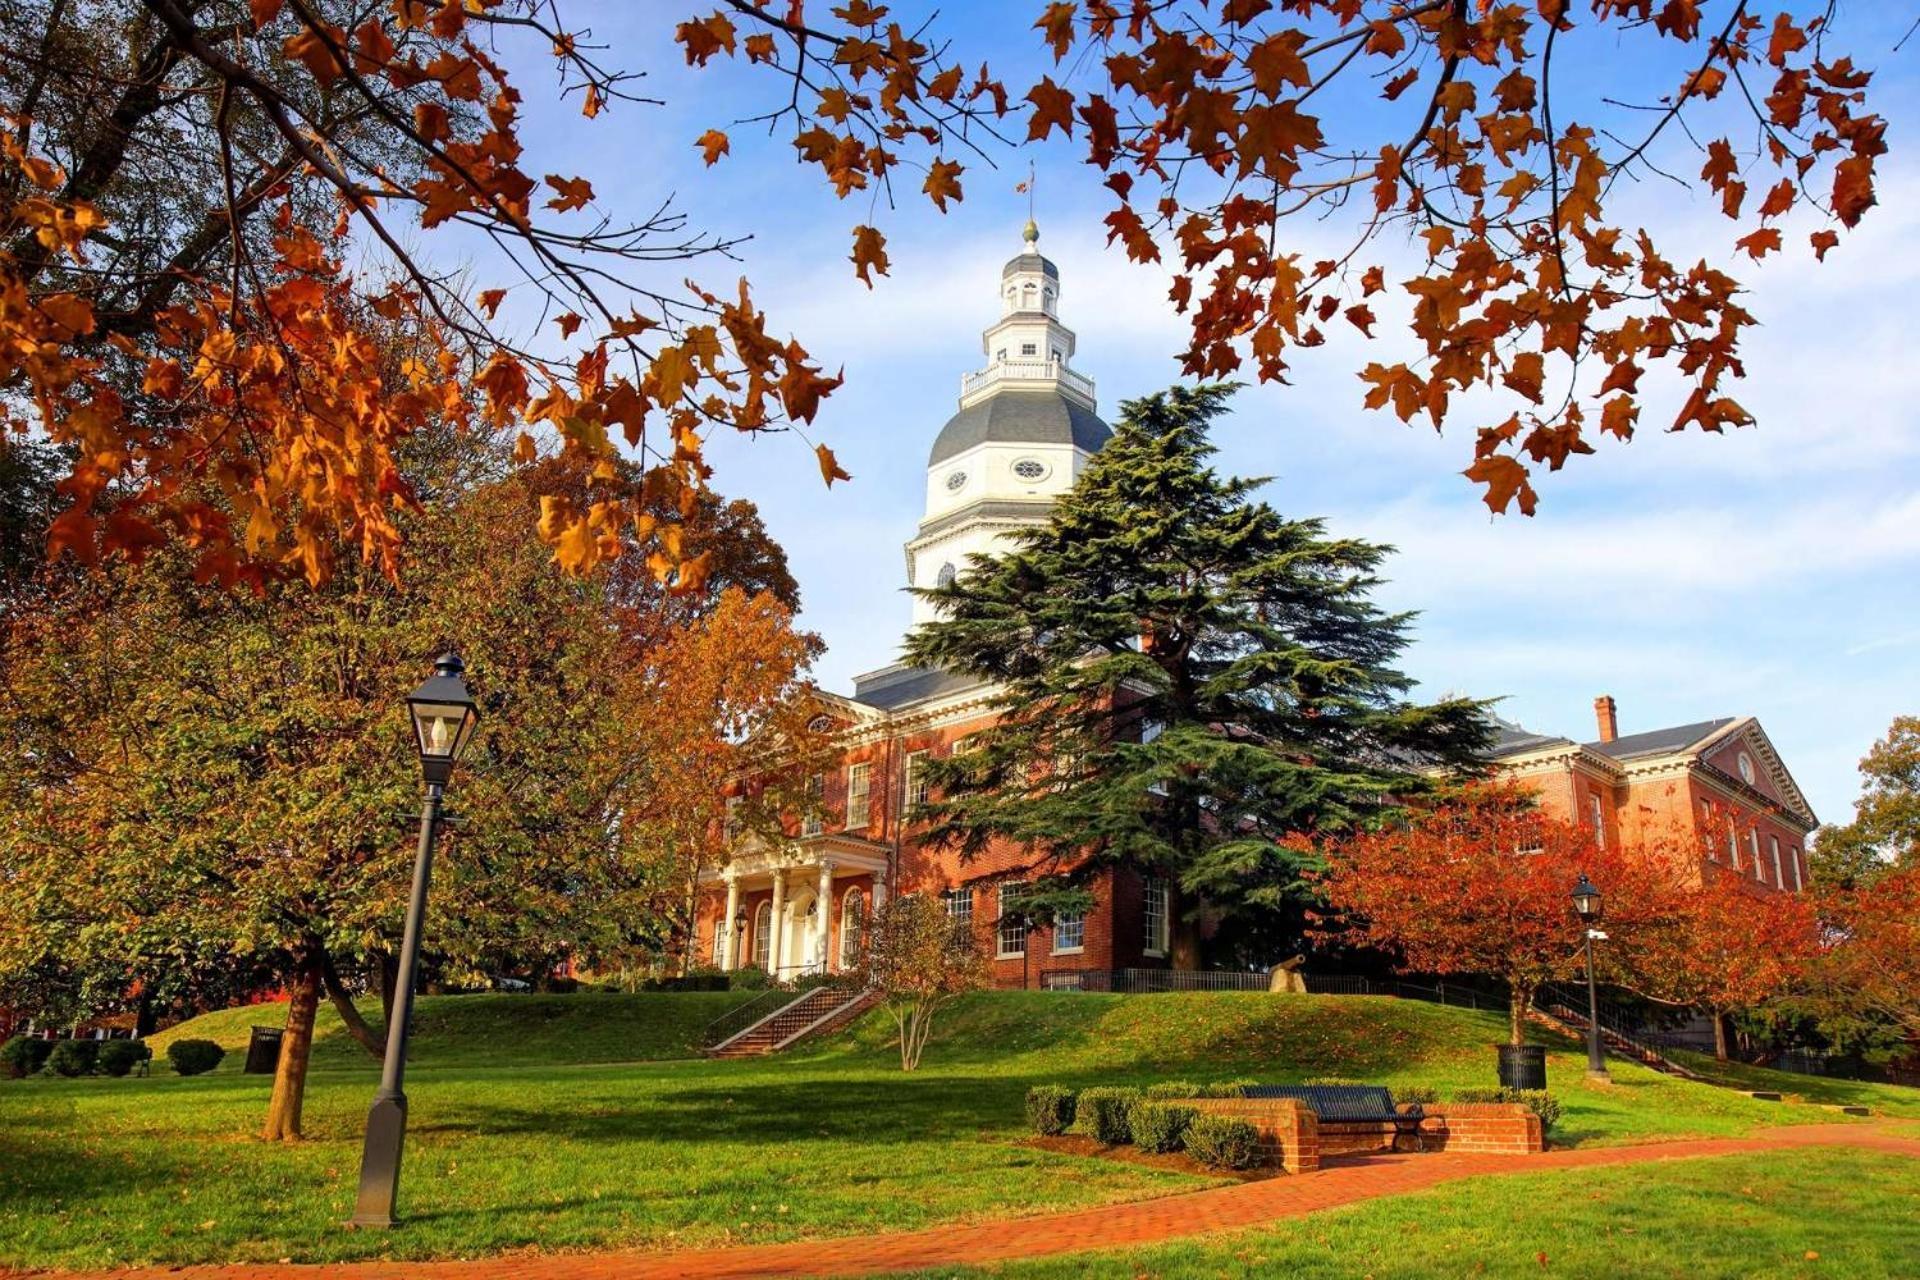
[{"x1": 147, "y1": 989, "x2": 762, "y2": 1072}]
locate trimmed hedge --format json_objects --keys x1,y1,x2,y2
[
  {"x1": 1185, "y1": 1113, "x2": 1260, "y2": 1169},
  {"x1": 1454, "y1": 1086, "x2": 1562, "y2": 1132},
  {"x1": 1144, "y1": 1080, "x2": 1201, "y2": 1100},
  {"x1": 1200, "y1": 1079, "x2": 1255, "y2": 1098},
  {"x1": 1025, "y1": 1085, "x2": 1077, "y2": 1136},
  {"x1": 98, "y1": 1039, "x2": 151, "y2": 1077},
  {"x1": 1, "y1": 1036, "x2": 54, "y2": 1079},
  {"x1": 1128, "y1": 1101, "x2": 1197, "y2": 1154},
  {"x1": 1392, "y1": 1084, "x2": 1440, "y2": 1106},
  {"x1": 1069, "y1": 1086, "x2": 1141, "y2": 1144},
  {"x1": 47, "y1": 1039, "x2": 99, "y2": 1077},
  {"x1": 166, "y1": 1038, "x2": 226, "y2": 1077}
]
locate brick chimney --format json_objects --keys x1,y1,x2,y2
[{"x1": 1593, "y1": 695, "x2": 1619, "y2": 744}]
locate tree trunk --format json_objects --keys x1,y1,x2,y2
[
  {"x1": 1509, "y1": 985, "x2": 1532, "y2": 1046},
  {"x1": 134, "y1": 988, "x2": 157, "y2": 1040},
  {"x1": 1712, "y1": 1007, "x2": 1729, "y2": 1060},
  {"x1": 260, "y1": 953, "x2": 322, "y2": 1142},
  {"x1": 319, "y1": 950, "x2": 384, "y2": 1062}
]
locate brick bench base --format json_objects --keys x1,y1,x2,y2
[{"x1": 1184, "y1": 1099, "x2": 1543, "y2": 1173}]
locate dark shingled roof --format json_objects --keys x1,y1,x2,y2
[
  {"x1": 1585, "y1": 717, "x2": 1734, "y2": 760},
  {"x1": 928, "y1": 389, "x2": 1111, "y2": 466},
  {"x1": 850, "y1": 665, "x2": 992, "y2": 711},
  {"x1": 1485, "y1": 717, "x2": 1574, "y2": 760},
  {"x1": 1001, "y1": 251, "x2": 1059, "y2": 280}
]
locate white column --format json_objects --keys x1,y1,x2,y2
[
  {"x1": 768, "y1": 868, "x2": 788, "y2": 977},
  {"x1": 721, "y1": 872, "x2": 742, "y2": 971},
  {"x1": 817, "y1": 860, "x2": 836, "y2": 970}
]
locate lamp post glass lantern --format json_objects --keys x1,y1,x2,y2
[
  {"x1": 352, "y1": 653, "x2": 479, "y2": 1229},
  {"x1": 1571, "y1": 874, "x2": 1610, "y2": 1082}
]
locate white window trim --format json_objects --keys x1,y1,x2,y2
[
  {"x1": 1769, "y1": 835, "x2": 1784, "y2": 888},
  {"x1": 905, "y1": 749, "x2": 930, "y2": 811},
  {"x1": 1748, "y1": 830, "x2": 1764, "y2": 882},
  {"x1": 1142, "y1": 878, "x2": 1169, "y2": 958},
  {"x1": 752, "y1": 901, "x2": 773, "y2": 969},
  {"x1": 996, "y1": 882, "x2": 1028, "y2": 958},
  {"x1": 1052, "y1": 906, "x2": 1085, "y2": 955},
  {"x1": 1791, "y1": 847, "x2": 1804, "y2": 891},
  {"x1": 846, "y1": 762, "x2": 871, "y2": 830},
  {"x1": 839, "y1": 889, "x2": 865, "y2": 968},
  {"x1": 803, "y1": 773, "x2": 824, "y2": 837},
  {"x1": 1588, "y1": 793, "x2": 1605, "y2": 849}
]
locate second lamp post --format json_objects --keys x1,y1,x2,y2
[
  {"x1": 1571, "y1": 873, "x2": 1611, "y2": 1084},
  {"x1": 351, "y1": 652, "x2": 481, "y2": 1229}
]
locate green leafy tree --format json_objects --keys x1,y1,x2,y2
[
  {"x1": 904, "y1": 385, "x2": 1491, "y2": 962},
  {"x1": 1812, "y1": 716, "x2": 1920, "y2": 889}
]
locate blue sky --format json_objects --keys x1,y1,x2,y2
[{"x1": 477, "y1": 5, "x2": 1920, "y2": 826}]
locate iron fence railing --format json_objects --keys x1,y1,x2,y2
[{"x1": 702, "y1": 987, "x2": 800, "y2": 1048}]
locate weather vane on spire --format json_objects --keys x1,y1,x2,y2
[{"x1": 1016, "y1": 159, "x2": 1037, "y2": 244}]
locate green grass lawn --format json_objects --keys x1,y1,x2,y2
[
  {"x1": 4, "y1": 990, "x2": 1917, "y2": 1269},
  {"x1": 902, "y1": 1148, "x2": 1920, "y2": 1279}
]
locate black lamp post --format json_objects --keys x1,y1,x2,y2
[
  {"x1": 351, "y1": 653, "x2": 480, "y2": 1229},
  {"x1": 1571, "y1": 873, "x2": 1611, "y2": 1083}
]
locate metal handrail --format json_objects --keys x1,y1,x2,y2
[{"x1": 701, "y1": 987, "x2": 801, "y2": 1048}]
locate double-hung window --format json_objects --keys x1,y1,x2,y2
[
  {"x1": 753, "y1": 901, "x2": 772, "y2": 969},
  {"x1": 1052, "y1": 905, "x2": 1085, "y2": 954},
  {"x1": 905, "y1": 749, "x2": 931, "y2": 812},
  {"x1": 944, "y1": 886, "x2": 973, "y2": 931},
  {"x1": 803, "y1": 773, "x2": 824, "y2": 836},
  {"x1": 1142, "y1": 878, "x2": 1169, "y2": 957},
  {"x1": 1769, "y1": 835, "x2": 1784, "y2": 888},
  {"x1": 1588, "y1": 793, "x2": 1605, "y2": 849},
  {"x1": 839, "y1": 889, "x2": 866, "y2": 967},
  {"x1": 997, "y1": 882, "x2": 1028, "y2": 957},
  {"x1": 846, "y1": 762, "x2": 871, "y2": 830},
  {"x1": 1748, "y1": 830, "x2": 1764, "y2": 882},
  {"x1": 724, "y1": 795, "x2": 743, "y2": 844}
]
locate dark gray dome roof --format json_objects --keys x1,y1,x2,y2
[
  {"x1": 928, "y1": 390, "x2": 1109, "y2": 466},
  {"x1": 1001, "y1": 251, "x2": 1059, "y2": 280}
]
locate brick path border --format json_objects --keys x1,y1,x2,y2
[{"x1": 16, "y1": 1124, "x2": 1919, "y2": 1280}]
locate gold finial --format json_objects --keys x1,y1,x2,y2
[{"x1": 1022, "y1": 217, "x2": 1039, "y2": 245}]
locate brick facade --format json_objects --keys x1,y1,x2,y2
[{"x1": 1491, "y1": 697, "x2": 1818, "y2": 895}]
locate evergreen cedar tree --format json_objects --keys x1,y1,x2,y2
[
  {"x1": 904, "y1": 384, "x2": 1492, "y2": 961},
  {"x1": 0, "y1": 1, "x2": 1890, "y2": 588},
  {"x1": 0, "y1": 428, "x2": 820, "y2": 1139}
]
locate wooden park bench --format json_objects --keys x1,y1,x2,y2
[{"x1": 1242, "y1": 1084, "x2": 1426, "y2": 1152}]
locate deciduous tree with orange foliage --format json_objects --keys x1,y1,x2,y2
[
  {"x1": 1315, "y1": 783, "x2": 1689, "y2": 1045},
  {"x1": 1, "y1": 1, "x2": 1894, "y2": 592},
  {"x1": 1626, "y1": 859, "x2": 1821, "y2": 1058}
]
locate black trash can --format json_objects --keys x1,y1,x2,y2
[
  {"x1": 244, "y1": 1025, "x2": 284, "y2": 1075},
  {"x1": 1497, "y1": 1043, "x2": 1547, "y2": 1090}
]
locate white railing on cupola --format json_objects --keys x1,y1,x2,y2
[{"x1": 959, "y1": 357, "x2": 1096, "y2": 406}]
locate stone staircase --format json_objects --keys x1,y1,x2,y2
[{"x1": 705, "y1": 984, "x2": 880, "y2": 1058}]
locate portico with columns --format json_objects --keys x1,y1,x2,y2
[{"x1": 711, "y1": 836, "x2": 891, "y2": 980}]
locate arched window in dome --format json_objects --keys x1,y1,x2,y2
[
  {"x1": 936, "y1": 562, "x2": 957, "y2": 588},
  {"x1": 1021, "y1": 281, "x2": 1036, "y2": 308},
  {"x1": 839, "y1": 888, "x2": 866, "y2": 967}
]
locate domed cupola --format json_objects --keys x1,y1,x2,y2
[{"x1": 904, "y1": 220, "x2": 1110, "y2": 627}]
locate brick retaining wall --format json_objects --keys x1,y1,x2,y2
[{"x1": 1185, "y1": 1099, "x2": 1543, "y2": 1172}]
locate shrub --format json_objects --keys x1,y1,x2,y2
[
  {"x1": 98, "y1": 1039, "x2": 151, "y2": 1078},
  {"x1": 729, "y1": 965, "x2": 773, "y2": 991},
  {"x1": 1453, "y1": 1087, "x2": 1562, "y2": 1133},
  {"x1": 1392, "y1": 1084, "x2": 1440, "y2": 1106},
  {"x1": 1185, "y1": 1114, "x2": 1261, "y2": 1169},
  {"x1": 1128, "y1": 1101, "x2": 1198, "y2": 1154},
  {"x1": 1, "y1": 1036, "x2": 54, "y2": 1079},
  {"x1": 1198, "y1": 1080, "x2": 1254, "y2": 1098},
  {"x1": 1069, "y1": 1086, "x2": 1141, "y2": 1144},
  {"x1": 1145, "y1": 1080, "x2": 1201, "y2": 1099},
  {"x1": 1025, "y1": 1085, "x2": 1077, "y2": 1136},
  {"x1": 1302, "y1": 1075, "x2": 1365, "y2": 1087},
  {"x1": 47, "y1": 1039, "x2": 99, "y2": 1077},
  {"x1": 166, "y1": 1039, "x2": 226, "y2": 1077}
]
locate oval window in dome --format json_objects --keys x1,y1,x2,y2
[
  {"x1": 946, "y1": 470, "x2": 967, "y2": 491},
  {"x1": 1012, "y1": 458, "x2": 1048, "y2": 482}
]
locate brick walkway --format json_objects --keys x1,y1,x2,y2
[{"x1": 23, "y1": 1124, "x2": 1919, "y2": 1280}]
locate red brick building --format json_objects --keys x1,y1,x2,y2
[
  {"x1": 694, "y1": 229, "x2": 1821, "y2": 988},
  {"x1": 696, "y1": 224, "x2": 1175, "y2": 988},
  {"x1": 1488, "y1": 695, "x2": 1819, "y2": 892}
]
